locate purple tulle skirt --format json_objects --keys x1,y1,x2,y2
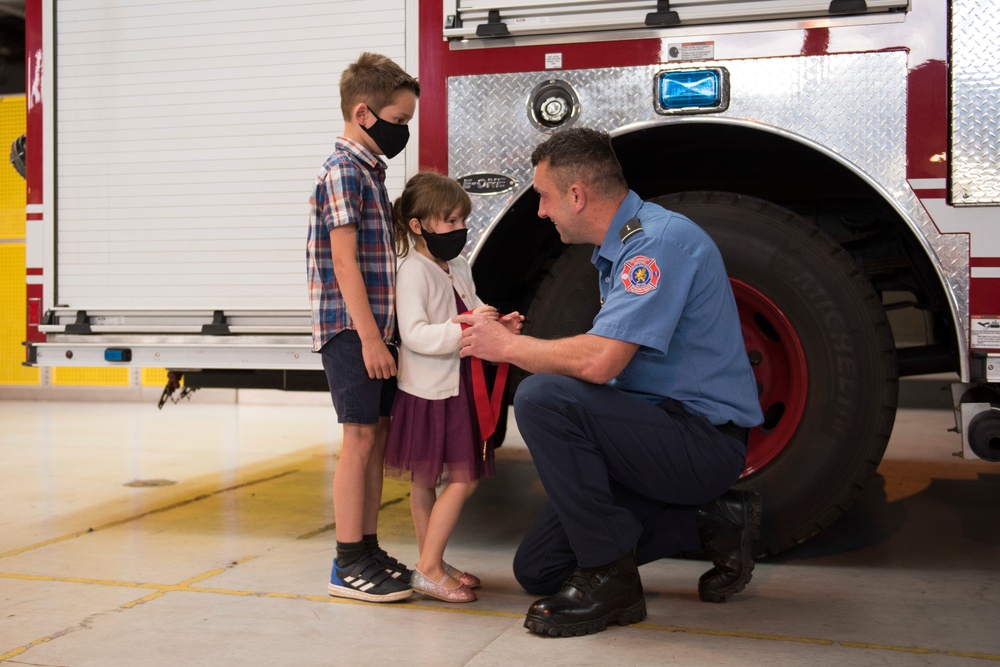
[
  {"x1": 385, "y1": 290, "x2": 496, "y2": 488},
  {"x1": 384, "y1": 354, "x2": 496, "y2": 487}
]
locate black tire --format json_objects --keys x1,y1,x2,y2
[
  {"x1": 503, "y1": 244, "x2": 600, "y2": 443},
  {"x1": 523, "y1": 191, "x2": 898, "y2": 556},
  {"x1": 522, "y1": 244, "x2": 600, "y2": 341}
]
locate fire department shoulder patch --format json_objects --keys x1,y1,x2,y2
[{"x1": 621, "y1": 255, "x2": 660, "y2": 295}]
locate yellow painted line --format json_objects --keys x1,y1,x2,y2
[
  {"x1": 297, "y1": 495, "x2": 408, "y2": 540},
  {"x1": 0, "y1": 572, "x2": 156, "y2": 589},
  {"x1": 946, "y1": 652, "x2": 1000, "y2": 662},
  {"x1": 2, "y1": 567, "x2": 998, "y2": 662},
  {"x1": 631, "y1": 622, "x2": 1000, "y2": 661},
  {"x1": 0, "y1": 471, "x2": 300, "y2": 560},
  {"x1": 0, "y1": 636, "x2": 52, "y2": 662},
  {"x1": 120, "y1": 564, "x2": 251, "y2": 609},
  {"x1": 120, "y1": 591, "x2": 170, "y2": 609}
]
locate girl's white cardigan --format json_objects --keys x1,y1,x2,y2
[{"x1": 395, "y1": 250, "x2": 484, "y2": 400}]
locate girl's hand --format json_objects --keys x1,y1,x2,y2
[
  {"x1": 472, "y1": 304, "x2": 499, "y2": 321},
  {"x1": 500, "y1": 311, "x2": 525, "y2": 335}
]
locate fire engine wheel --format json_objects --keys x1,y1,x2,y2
[{"x1": 523, "y1": 191, "x2": 897, "y2": 556}]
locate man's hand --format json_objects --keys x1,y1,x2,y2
[
  {"x1": 361, "y1": 337, "x2": 397, "y2": 379},
  {"x1": 455, "y1": 313, "x2": 637, "y2": 383},
  {"x1": 454, "y1": 312, "x2": 513, "y2": 362}
]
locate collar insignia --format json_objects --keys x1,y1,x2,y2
[{"x1": 618, "y1": 217, "x2": 643, "y2": 243}]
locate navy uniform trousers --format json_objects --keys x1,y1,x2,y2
[{"x1": 511, "y1": 373, "x2": 748, "y2": 595}]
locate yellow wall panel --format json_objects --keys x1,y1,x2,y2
[
  {"x1": 0, "y1": 244, "x2": 39, "y2": 384},
  {"x1": 141, "y1": 368, "x2": 173, "y2": 387},
  {"x1": 0, "y1": 96, "x2": 26, "y2": 240},
  {"x1": 51, "y1": 367, "x2": 130, "y2": 387}
]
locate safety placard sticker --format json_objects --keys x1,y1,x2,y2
[
  {"x1": 971, "y1": 316, "x2": 1000, "y2": 350},
  {"x1": 666, "y1": 41, "x2": 715, "y2": 61}
]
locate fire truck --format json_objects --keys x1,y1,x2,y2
[{"x1": 18, "y1": 0, "x2": 1000, "y2": 555}]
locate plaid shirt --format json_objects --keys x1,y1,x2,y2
[{"x1": 307, "y1": 137, "x2": 396, "y2": 352}]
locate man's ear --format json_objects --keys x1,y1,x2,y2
[{"x1": 569, "y1": 183, "x2": 587, "y2": 212}]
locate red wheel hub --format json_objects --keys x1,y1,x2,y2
[{"x1": 730, "y1": 279, "x2": 808, "y2": 477}]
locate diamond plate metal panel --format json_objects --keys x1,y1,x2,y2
[
  {"x1": 951, "y1": 0, "x2": 1000, "y2": 206},
  {"x1": 449, "y1": 52, "x2": 969, "y2": 356}
]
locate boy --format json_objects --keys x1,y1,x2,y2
[{"x1": 308, "y1": 52, "x2": 420, "y2": 602}]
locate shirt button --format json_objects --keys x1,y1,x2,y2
[{"x1": 605, "y1": 277, "x2": 611, "y2": 283}]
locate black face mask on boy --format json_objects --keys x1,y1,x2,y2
[
  {"x1": 361, "y1": 109, "x2": 410, "y2": 159},
  {"x1": 421, "y1": 227, "x2": 469, "y2": 262}
]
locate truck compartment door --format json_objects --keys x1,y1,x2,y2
[{"x1": 443, "y1": 0, "x2": 909, "y2": 41}]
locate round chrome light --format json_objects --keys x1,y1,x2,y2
[{"x1": 528, "y1": 80, "x2": 580, "y2": 130}]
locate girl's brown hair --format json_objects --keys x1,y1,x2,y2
[{"x1": 392, "y1": 171, "x2": 472, "y2": 257}]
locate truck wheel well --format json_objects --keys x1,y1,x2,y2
[{"x1": 473, "y1": 121, "x2": 958, "y2": 378}]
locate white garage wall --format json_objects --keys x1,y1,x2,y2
[{"x1": 54, "y1": 0, "x2": 409, "y2": 309}]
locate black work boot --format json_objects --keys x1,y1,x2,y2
[
  {"x1": 696, "y1": 489, "x2": 762, "y2": 603},
  {"x1": 523, "y1": 552, "x2": 646, "y2": 637}
]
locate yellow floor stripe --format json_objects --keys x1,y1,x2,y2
[
  {"x1": 2, "y1": 462, "x2": 996, "y2": 663},
  {"x1": 297, "y1": 495, "x2": 408, "y2": 540},
  {"x1": 0, "y1": 637, "x2": 52, "y2": 662},
  {"x1": 1, "y1": 567, "x2": 998, "y2": 662},
  {"x1": 0, "y1": 470, "x2": 300, "y2": 560}
]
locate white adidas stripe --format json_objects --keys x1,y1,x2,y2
[{"x1": 344, "y1": 575, "x2": 376, "y2": 592}]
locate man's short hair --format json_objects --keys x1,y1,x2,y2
[
  {"x1": 531, "y1": 127, "x2": 628, "y2": 198},
  {"x1": 340, "y1": 52, "x2": 420, "y2": 120}
]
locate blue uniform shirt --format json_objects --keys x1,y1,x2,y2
[{"x1": 589, "y1": 191, "x2": 763, "y2": 428}]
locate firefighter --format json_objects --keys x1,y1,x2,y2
[{"x1": 456, "y1": 127, "x2": 764, "y2": 637}]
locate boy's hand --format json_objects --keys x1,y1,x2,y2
[
  {"x1": 500, "y1": 311, "x2": 525, "y2": 335},
  {"x1": 362, "y1": 338, "x2": 397, "y2": 379},
  {"x1": 472, "y1": 304, "x2": 499, "y2": 321}
]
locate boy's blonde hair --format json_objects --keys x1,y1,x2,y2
[
  {"x1": 340, "y1": 52, "x2": 421, "y2": 120},
  {"x1": 392, "y1": 172, "x2": 473, "y2": 257}
]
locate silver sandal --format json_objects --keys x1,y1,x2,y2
[
  {"x1": 411, "y1": 568, "x2": 476, "y2": 603},
  {"x1": 443, "y1": 562, "x2": 481, "y2": 589}
]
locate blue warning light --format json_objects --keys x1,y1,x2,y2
[{"x1": 655, "y1": 69, "x2": 729, "y2": 114}]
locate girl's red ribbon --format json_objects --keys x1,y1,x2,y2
[{"x1": 460, "y1": 313, "x2": 510, "y2": 456}]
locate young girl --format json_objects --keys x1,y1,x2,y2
[{"x1": 385, "y1": 171, "x2": 523, "y2": 603}]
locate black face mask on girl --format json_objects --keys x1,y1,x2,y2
[
  {"x1": 421, "y1": 227, "x2": 469, "y2": 262},
  {"x1": 361, "y1": 109, "x2": 410, "y2": 159}
]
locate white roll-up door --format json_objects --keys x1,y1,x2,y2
[
  {"x1": 443, "y1": 0, "x2": 908, "y2": 41},
  {"x1": 55, "y1": 0, "x2": 409, "y2": 310}
]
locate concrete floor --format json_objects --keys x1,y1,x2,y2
[{"x1": 1, "y1": 382, "x2": 999, "y2": 666}]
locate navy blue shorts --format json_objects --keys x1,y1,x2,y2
[{"x1": 320, "y1": 330, "x2": 397, "y2": 424}]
